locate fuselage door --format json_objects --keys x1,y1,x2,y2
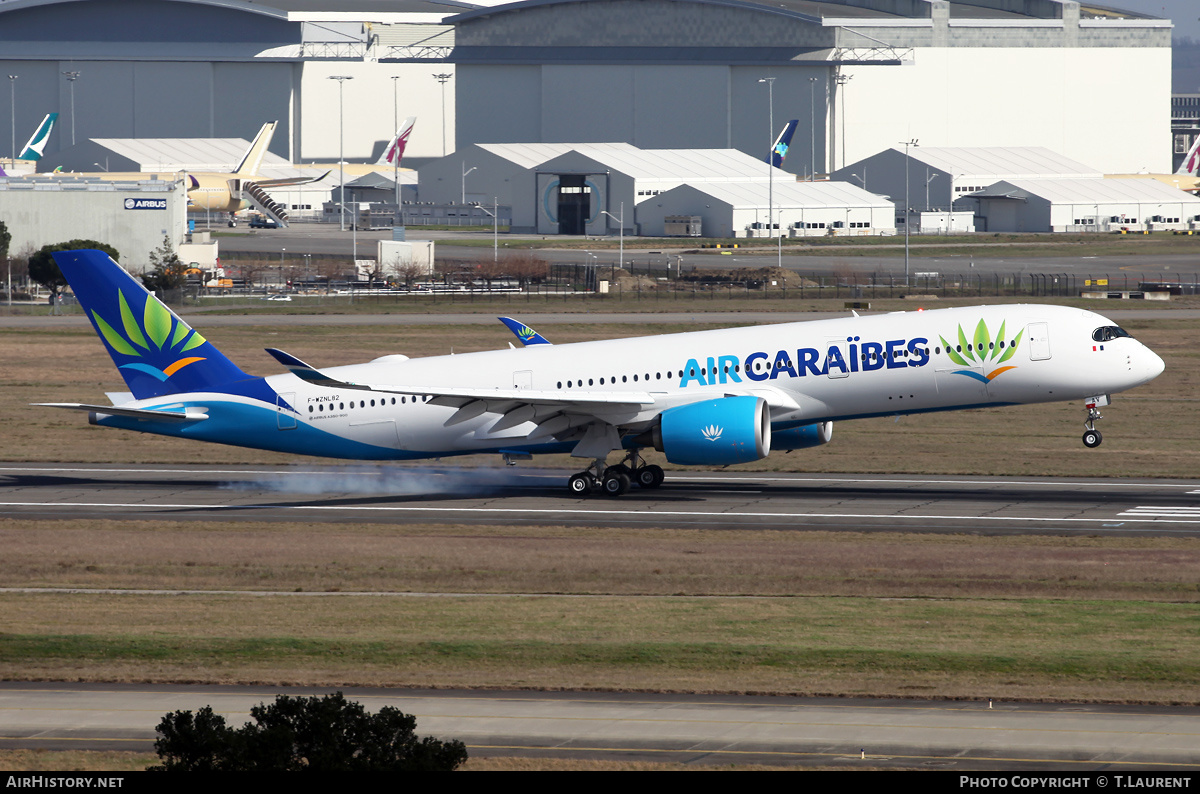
[
  {"x1": 1027, "y1": 322, "x2": 1052, "y2": 361},
  {"x1": 824, "y1": 338, "x2": 850, "y2": 379},
  {"x1": 277, "y1": 392, "x2": 297, "y2": 430}
]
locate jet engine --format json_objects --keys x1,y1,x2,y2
[
  {"x1": 771, "y1": 421, "x2": 833, "y2": 451},
  {"x1": 638, "y1": 395, "x2": 771, "y2": 465}
]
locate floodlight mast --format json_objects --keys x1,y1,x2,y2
[
  {"x1": 758, "y1": 77, "x2": 775, "y2": 245},
  {"x1": 600, "y1": 202, "x2": 624, "y2": 271},
  {"x1": 329, "y1": 75, "x2": 354, "y2": 232},
  {"x1": 901, "y1": 138, "x2": 918, "y2": 287}
]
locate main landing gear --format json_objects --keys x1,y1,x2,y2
[
  {"x1": 567, "y1": 449, "x2": 664, "y2": 497},
  {"x1": 1082, "y1": 399, "x2": 1104, "y2": 448}
]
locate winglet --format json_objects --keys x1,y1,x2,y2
[
  {"x1": 266, "y1": 347, "x2": 339, "y2": 385},
  {"x1": 499, "y1": 316, "x2": 552, "y2": 346}
]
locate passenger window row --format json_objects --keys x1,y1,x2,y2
[{"x1": 307, "y1": 395, "x2": 429, "y2": 413}]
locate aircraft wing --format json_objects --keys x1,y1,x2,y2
[
  {"x1": 266, "y1": 348, "x2": 652, "y2": 409},
  {"x1": 248, "y1": 170, "x2": 331, "y2": 189},
  {"x1": 33, "y1": 403, "x2": 208, "y2": 423}
]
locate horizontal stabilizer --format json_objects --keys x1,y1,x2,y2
[
  {"x1": 34, "y1": 402, "x2": 207, "y2": 423},
  {"x1": 265, "y1": 348, "x2": 367, "y2": 388}
]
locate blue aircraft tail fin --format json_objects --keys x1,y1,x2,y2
[
  {"x1": 498, "y1": 316, "x2": 552, "y2": 346},
  {"x1": 52, "y1": 249, "x2": 254, "y2": 400},
  {"x1": 768, "y1": 119, "x2": 798, "y2": 168}
]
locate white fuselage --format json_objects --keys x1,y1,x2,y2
[{"x1": 199, "y1": 303, "x2": 1162, "y2": 460}]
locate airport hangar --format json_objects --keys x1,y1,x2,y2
[
  {"x1": 419, "y1": 141, "x2": 897, "y2": 235},
  {"x1": 0, "y1": 0, "x2": 1173, "y2": 178},
  {"x1": 0, "y1": 0, "x2": 511, "y2": 167},
  {"x1": 447, "y1": 0, "x2": 1173, "y2": 177}
]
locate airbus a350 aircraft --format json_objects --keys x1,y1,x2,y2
[
  {"x1": 40, "y1": 250, "x2": 1165, "y2": 496},
  {"x1": 44, "y1": 122, "x2": 326, "y2": 224}
]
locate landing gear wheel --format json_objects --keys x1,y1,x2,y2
[
  {"x1": 568, "y1": 472, "x2": 593, "y2": 496},
  {"x1": 601, "y1": 472, "x2": 631, "y2": 497},
  {"x1": 605, "y1": 464, "x2": 633, "y2": 479},
  {"x1": 635, "y1": 465, "x2": 665, "y2": 489},
  {"x1": 1083, "y1": 429, "x2": 1103, "y2": 448}
]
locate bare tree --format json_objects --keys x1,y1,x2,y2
[{"x1": 389, "y1": 257, "x2": 427, "y2": 288}]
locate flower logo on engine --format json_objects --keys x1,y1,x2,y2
[{"x1": 702, "y1": 424, "x2": 723, "y2": 442}]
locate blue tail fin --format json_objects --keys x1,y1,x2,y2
[
  {"x1": 53, "y1": 249, "x2": 254, "y2": 400},
  {"x1": 768, "y1": 119, "x2": 798, "y2": 168}
]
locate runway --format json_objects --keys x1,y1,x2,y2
[
  {"x1": 1, "y1": 463, "x2": 1199, "y2": 535},
  {"x1": 2, "y1": 682, "x2": 1199, "y2": 770},
  {"x1": 4, "y1": 466, "x2": 1199, "y2": 769}
]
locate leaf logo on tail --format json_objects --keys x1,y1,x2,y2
[
  {"x1": 91, "y1": 289, "x2": 208, "y2": 382},
  {"x1": 939, "y1": 320, "x2": 1023, "y2": 384}
]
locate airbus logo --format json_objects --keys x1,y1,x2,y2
[
  {"x1": 702, "y1": 424, "x2": 723, "y2": 442},
  {"x1": 124, "y1": 198, "x2": 167, "y2": 210}
]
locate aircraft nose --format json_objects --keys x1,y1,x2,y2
[{"x1": 1140, "y1": 345, "x2": 1165, "y2": 383}]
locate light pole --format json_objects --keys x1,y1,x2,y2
[
  {"x1": 777, "y1": 208, "x2": 783, "y2": 268},
  {"x1": 8, "y1": 75, "x2": 15, "y2": 164},
  {"x1": 946, "y1": 173, "x2": 962, "y2": 233},
  {"x1": 478, "y1": 197, "x2": 499, "y2": 262},
  {"x1": 61, "y1": 70, "x2": 79, "y2": 147},
  {"x1": 328, "y1": 75, "x2": 353, "y2": 232},
  {"x1": 851, "y1": 170, "x2": 866, "y2": 190},
  {"x1": 461, "y1": 163, "x2": 476, "y2": 204},
  {"x1": 600, "y1": 202, "x2": 624, "y2": 271},
  {"x1": 758, "y1": 77, "x2": 774, "y2": 242},
  {"x1": 391, "y1": 75, "x2": 401, "y2": 211},
  {"x1": 835, "y1": 72, "x2": 852, "y2": 170},
  {"x1": 809, "y1": 76, "x2": 818, "y2": 181},
  {"x1": 433, "y1": 72, "x2": 452, "y2": 157},
  {"x1": 926, "y1": 170, "x2": 938, "y2": 212},
  {"x1": 901, "y1": 138, "x2": 918, "y2": 286}
]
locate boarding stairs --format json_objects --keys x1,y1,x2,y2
[{"x1": 243, "y1": 181, "x2": 290, "y2": 227}]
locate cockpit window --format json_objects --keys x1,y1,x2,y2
[{"x1": 1092, "y1": 326, "x2": 1132, "y2": 342}]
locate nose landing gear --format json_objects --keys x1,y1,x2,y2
[{"x1": 1082, "y1": 395, "x2": 1109, "y2": 448}]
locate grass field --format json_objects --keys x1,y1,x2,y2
[{"x1": 1, "y1": 300, "x2": 1198, "y2": 727}]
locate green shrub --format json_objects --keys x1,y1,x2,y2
[{"x1": 150, "y1": 691, "x2": 467, "y2": 772}]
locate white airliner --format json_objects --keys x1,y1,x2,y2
[{"x1": 41, "y1": 250, "x2": 1165, "y2": 497}]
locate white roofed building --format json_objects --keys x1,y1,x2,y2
[
  {"x1": 967, "y1": 177, "x2": 1200, "y2": 233},
  {"x1": 637, "y1": 181, "x2": 896, "y2": 238},
  {"x1": 420, "y1": 142, "x2": 792, "y2": 234},
  {"x1": 418, "y1": 142, "x2": 641, "y2": 206},
  {"x1": 831, "y1": 146, "x2": 1104, "y2": 216}
]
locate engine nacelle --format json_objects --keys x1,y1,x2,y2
[
  {"x1": 647, "y1": 395, "x2": 771, "y2": 465},
  {"x1": 771, "y1": 421, "x2": 833, "y2": 451}
]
